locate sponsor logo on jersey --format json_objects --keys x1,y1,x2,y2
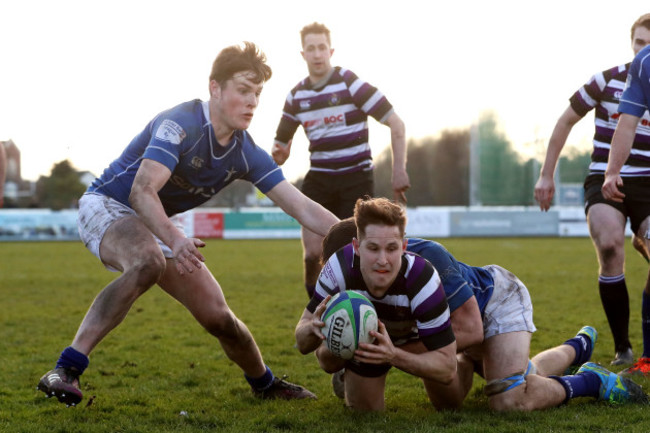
[
  {"x1": 300, "y1": 100, "x2": 311, "y2": 110},
  {"x1": 614, "y1": 90, "x2": 623, "y2": 100},
  {"x1": 155, "y1": 119, "x2": 186, "y2": 145},
  {"x1": 170, "y1": 175, "x2": 215, "y2": 198}
]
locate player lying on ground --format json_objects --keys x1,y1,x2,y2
[{"x1": 308, "y1": 204, "x2": 648, "y2": 411}]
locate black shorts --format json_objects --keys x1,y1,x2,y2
[
  {"x1": 345, "y1": 359, "x2": 392, "y2": 378},
  {"x1": 584, "y1": 174, "x2": 650, "y2": 233},
  {"x1": 301, "y1": 169, "x2": 374, "y2": 219}
]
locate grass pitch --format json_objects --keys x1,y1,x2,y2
[{"x1": 1, "y1": 237, "x2": 650, "y2": 432}]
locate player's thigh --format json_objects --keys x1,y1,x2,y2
[
  {"x1": 100, "y1": 215, "x2": 164, "y2": 272},
  {"x1": 158, "y1": 262, "x2": 230, "y2": 327},
  {"x1": 344, "y1": 368, "x2": 387, "y2": 411},
  {"x1": 335, "y1": 172, "x2": 373, "y2": 219},
  {"x1": 587, "y1": 204, "x2": 627, "y2": 251},
  {"x1": 482, "y1": 331, "x2": 531, "y2": 383}
]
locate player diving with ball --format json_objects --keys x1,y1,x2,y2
[
  {"x1": 299, "y1": 197, "x2": 649, "y2": 411},
  {"x1": 295, "y1": 197, "x2": 458, "y2": 411}
]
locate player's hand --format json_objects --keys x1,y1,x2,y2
[
  {"x1": 171, "y1": 237, "x2": 206, "y2": 276},
  {"x1": 602, "y1": 173, "x2": 625, "y2": 203},
  {"x1": 392, "y1": 169, "x2": 410, "y2": 204},
  {"x1": 271, "y1": 140, "x2": 292, "y2": 165},
  {"x1": 534, "y1": 175, "x2": 555, "y2": 211},
  {"x1": 311, "y1": 295, "x2": 331, "y2": 338},
  {"x1": 354, "y1": 321, "x2": 395, "y2": 365}
]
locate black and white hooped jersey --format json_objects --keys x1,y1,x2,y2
[{"x1": 308, "y1": 243, "x2": 455, "y2": 351}]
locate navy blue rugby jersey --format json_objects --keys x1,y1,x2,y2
[
  {"x1": 406, "y1": 238, "x2": 494, "y2": 316},
  {"x1": 89, "y1": 99, "x2": 284, "y2": 215}
]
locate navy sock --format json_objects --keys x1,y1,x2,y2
[
  {"x1": 245, "y1": 365, "x2": 274, "y2": 391},
  {"x1": 56, "y1": 346, "x2": 89, "y2": 374},
  {"x1": 549, "y1": 372, "x2": 600, "y2": 402},
  {"x1": 598, "y1": 274, "x2": 631, "y2": 352},
  {"x1": 563, "y1": 334, "x2": 592, "y2": 365},
  {"x1": 305, "y1": 284, "x2": 316, "y2": 299},
  {"x1": 642, "y1": 292, "x2": 650, "y2": 358}
]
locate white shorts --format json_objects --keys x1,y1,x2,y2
[
  {"x1": 482, "y1": 265, "x2": 536, "y2": 339},
  {"x1": 77, "y1": 192, "x2": 185, "y2": 271}
]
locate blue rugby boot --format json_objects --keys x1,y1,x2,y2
[{"x1": 576, "y1": 362, "x2": 648, "y2": 404}]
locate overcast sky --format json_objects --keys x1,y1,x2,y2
[{"x1": 1, "y1": 0, "x2": 648, "y2": 181}]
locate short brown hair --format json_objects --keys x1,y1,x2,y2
[
  {"x1": 300, "y1": 22, "x2": 331, "y2": 47},
  {"x1": 321, "y1": 217, "x2": 357, "y2": 264},
  {"x1": 354, "y1": 197, "x2": 406, "y2": 240},
  {"x1": 632, "y1": 13, "x2": 650, "y2": 40},
  {"x1": 209, "y1": 42, "x2": 272, "y2": 86}
]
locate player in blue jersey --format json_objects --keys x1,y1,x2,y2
[
  {"x1": 603, "y1": 39, "x2": 650, "y2": 376},
  {"x1": 316, "y1": 212, "x2": 648, "y2": 410},
  {"x1": 295, "y1": 198, "x2": 456, "y2": 411},
  {"x1": 535, "y1": 13, "x2": 650, "y2": 367},
  {"x1": 36, "y1": 42, "x2": 339, "y2": 407},
  {"x1": 270, "y1": 22, "x2": 410, "y2": 301}
]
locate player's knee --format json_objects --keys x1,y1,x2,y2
[
  {"x1": 204, "y1": 309, "x2": 240, "y2": 340},
  {"x1": 125, "y1": 252, "x2": 166, "y2": 290},
  {"x1": 485, "y1": 374, "x2": 531, "y2": 411},
  {"x1": 598, "y1": 240, "x2": 624, "y2": 264}
]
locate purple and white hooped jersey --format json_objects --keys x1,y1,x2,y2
[
  {"x1": 274, "y1": 67, "x2": 394, "y2": 176},
  {"x1": 88, "y1": 99, "x2": 284, "y2": 215},
  {"x1": 307, "y1": 243, "x2": 455, "y2": 351},
  {"x1": 570, "y1": 62, "x2": 650, "y2": 177}
]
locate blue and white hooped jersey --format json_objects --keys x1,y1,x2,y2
[
  {"x1": 406, "y1": 238, "x2": 494, "y2": 317},
  {"x1": 88, "y1": 99, "x2": 284, "y2": 215},
  {"x1": 308, "y1": 243, "x2": 455, "y2": 351}
]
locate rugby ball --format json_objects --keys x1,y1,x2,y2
[{"x1": 321, "y1": 291, "x2": 378, "y2": 360}]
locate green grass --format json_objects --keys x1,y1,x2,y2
[{"x1": 1, "y1": 237, "x2": 650, "y2": 432}]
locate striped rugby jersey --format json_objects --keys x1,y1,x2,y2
[
  {"x1": 569, "y1": 64, "x2": 650, "y2": 177},
  {"x1": 307, "y1": 243, "x2": 455, "y2": 351},
  {"x1": 274, "y1": 66, "x2": 394, "y2": 175}
]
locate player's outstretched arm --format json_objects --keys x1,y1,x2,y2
[
  {"x1": 266, "y1": 180, "x2": 339, "y2": 236},
  {"x1": 130, "y1": 159, "x2": 205, "y2": 275},
  {"x1": 534, "y1": 106, "x2": 582, "y2": 211},
  {"x1": 603, "y1": 113, "x2": 641, "y2": 202},
  {"x1": 385, "y1": 112, "x2": 410, "y2": 204}
]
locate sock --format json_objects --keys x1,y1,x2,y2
[
  {"x1": 245, "y1": 365, "x2": 274, "y2": 391},
  {"x1": 305, "y1": 284, "x2": 315, "y2": 299},
  {"x1": 563, "y1": 334, "x2": 592, "y2": 365},
  {"x1": 549, "y1": 372, "x2": 600, "y2": 403},
  {"x1": 642, "y1": 291, "x2": 650, "y2": 358},
  {"x1": 56, "y1": 346, "x2": 89, "y2": 374},
  {"x1": 598, "y1": 274, "x2": 631, "y2": 352}
]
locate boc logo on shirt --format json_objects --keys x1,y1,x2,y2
[{"x1": 155, "y1": 119, "x2": 187, "y2": 145}]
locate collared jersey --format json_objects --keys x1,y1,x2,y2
[
  {"x1": 274, "y1": 66, "x2": 394, "y2": 175},
  {"x1": 570, "y1": 63, "x2": 650, "y2": 177},
  {"x1": 406, "y1": 238, "x2": 494, "y2": 316},
  {"x1": 307, "y1": 243, "x2": 455, "y2": 351},
  {"x1": 88, "y1": 99, "x2": 284, "y2": 215}
]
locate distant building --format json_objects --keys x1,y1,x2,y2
[{"x1": 2, "y1": 140, "x2": 33, "y2": 206}]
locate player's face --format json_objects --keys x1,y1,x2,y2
[
  {"x1": 353, "y1": 224, "x2": 407, "y2": 297},
  {"x1": 632, "y1": 26, "x2": 650, "y2": 55},
  {"x1": 301, "y1": 33, "x2": 334, "y2": 82},
  {"x1": 211, "y1": 71, "x2": 263, "y2": 134}
]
